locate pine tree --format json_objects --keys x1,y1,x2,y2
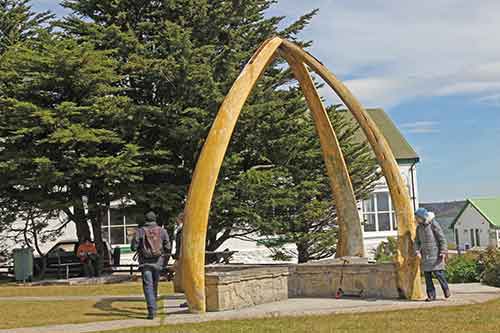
[
  {"x1": 0, "y1": 0, "x2": 53, "y2": 54},
  {"x1": 0, "y1": 33, "x2": 144, "y2": 259},
  {"x1": 59, "y1": 0, "x2": 321, "y2": 247},
  {"x1": 237, "y1": 105, "x2": 381, "y2": 262},
  {"x1": 0, "y1": 0, "x2": 54, "y2": 258}
]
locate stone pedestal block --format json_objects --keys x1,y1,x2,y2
[
  {"x1": 204, "y1": 262, "x2": 399, "y2": 311},
  {"x1": 205, "y1": 266, "x2": 289, "y2": 311}
]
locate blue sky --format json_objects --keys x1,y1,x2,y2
[{"x1": 32, "y1": 1, "x2": 500, "y2": 202}]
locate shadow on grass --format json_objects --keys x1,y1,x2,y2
[
  {"x1": 89, "y1": 296, "x2": 163, "y2": 319},
  {"x1": 88, "y1": 294, "x2": 188, "y2": 320}
]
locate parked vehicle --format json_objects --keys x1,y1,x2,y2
[{"x1": 33, "y1": 240, "x2": 113, "y2": 278}]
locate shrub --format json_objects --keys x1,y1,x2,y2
[
  {"x1": 445, "y1": 254, "x2": 481, "y2": 283},
  {"x1": 373, "y1": 237, "x2": 397, "y2": 263},
  {"x1": 478, "y1": 246, "x2": 500, "y2": 287}
]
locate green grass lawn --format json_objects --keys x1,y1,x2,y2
[
  {"x1": 0, "y1": 280, "x2": 173, "y2": 297},
  {"x1": 0, "y1": 299, "x2": 165, "y2": 329},
  {"x1": 0, "y1": 281, "x2": 174, "y2": 329},
  {"x1": 95, "y1": 297, "x2": 500, "y2": 333},
  {"x1": 2, "y1": 280, "x2": 500, "y2": 332}
]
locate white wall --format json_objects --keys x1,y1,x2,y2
[
  {"x1": 454, "y1": 204, "x2": 493, "y2": 249},
  {"x1": 360, "y1": 161, "x2": 418, "y2": 257},
  {"x1": 1, "y1": 212, "x2": 78, "y2": 259},
  {"x1": 218, "y1": 236, "x2": 297, "y2": 264},
  {"x1": 370, "y1": 162, "x2": 419, "y2": 211}
]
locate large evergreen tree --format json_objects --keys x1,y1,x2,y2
[
  {"x1": 0, "y1": 0, "x2": 54, "y2": 258},
  {"x1": 0, "y1": 34, "x2": 144, "y2": 260},
  {"x1": 59, "y1": 0, "x2": 380, "y2": 260},
  {"x1": 234, "y1": 106, "x2": 380, "y2": 262},
  {"x1": 59, "y1": 0, "x2": 321, "y2": 244}
]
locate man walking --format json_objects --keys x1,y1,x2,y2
[
  {"x1": 131, "y1": 211, "x2": 171, "y2": 319},
  {"x1": 414, "y1": 207, "x2": 451, "y2": 301}
]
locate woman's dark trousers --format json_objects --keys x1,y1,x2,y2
[{"x1": 424, "y1": 270, "x2": 449, "y2": 299}]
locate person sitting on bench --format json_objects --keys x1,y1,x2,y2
[{"x1": 77, "y1": 238, "x2": 98, "y2": 278}]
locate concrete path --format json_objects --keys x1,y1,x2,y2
[{"x1": 1, "y1": 283, "x2": 499, "y2": 333}]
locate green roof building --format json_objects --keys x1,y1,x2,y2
[
  {"x1": 451, "y1": 198, "x2": 500, "y2": 250},
  {"x1": 356, "y1": 108, "x2": 419, "y2": 163}
]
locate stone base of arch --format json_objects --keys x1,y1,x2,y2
[{"x1": 204, "y1": 262, "x2": 400, "y2": 312}]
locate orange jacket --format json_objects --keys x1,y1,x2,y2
[{"x1": 77, "y1": 242, "x2": 97, "y2": 260}]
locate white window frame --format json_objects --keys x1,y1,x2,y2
[
  {"x1": 362, "y1": 191, "x2": 397, "y2": 233},
  {"x1": 102, "y1": 209, "x2": 139, "y2": 246}
]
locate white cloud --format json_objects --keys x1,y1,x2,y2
[
  {"x1": 477, "y1": 94, "x2": 500, "y2": 106},
  {"x1": 271, "y1": 0, "x2": 500, "y2": 108},
  {"x1": 400, "y1": 121, "x2": 440, "y2": 134},
  {"x1": 436, "y1": 82, "x2": 500, "y2": 96}
]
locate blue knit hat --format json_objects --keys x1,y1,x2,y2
[{"x1": 415, "y1": 207, "x2": 428, "y2": 220}]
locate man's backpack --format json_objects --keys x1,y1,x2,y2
[{"x1": 141, "y1": 226, "x2": 163, "y2": 259}]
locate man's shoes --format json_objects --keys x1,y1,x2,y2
[
  {"x1": 425, "y1": 295, "x2": 436, "y2": 302},
  {"x1": 180, "y1": 302, "x2": 188, "y2": 308},
  {"x1": 147, "y1": 313, "x2": 155, "y2": 320},
  {"x1": 444, "y1": 288, "x2": 451, "y2": 298}
]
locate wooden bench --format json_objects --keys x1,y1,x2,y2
[
  {"x1": 0, "y1": 265, "x2": 13, "y2": 277},
  {"x1": 43, "y1": 262, "x2": 82, "y2": 279}
]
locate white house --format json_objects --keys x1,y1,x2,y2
[
  {"x1": 358, "y1": 108, "x2": 420, "y2": 257},
  {"x1": 452, "y1": 198, "x2": 500, "y2": 251}
]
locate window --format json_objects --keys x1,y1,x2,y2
[
  {"x1": 476, "y1": 229, "x2": 481, "y2": 247},
  {"x1": 455, "y1": 229, "x2": 459, "y2": 248},
  {"x1": 362, "y1": 192, "x2": 396, "y2": 232},
  {"x1": 102, "y1": 208, "x2": 140, "y2": 246},
  {"x1": 470, "y1": 229, "x2": 475, "y2": 247}
]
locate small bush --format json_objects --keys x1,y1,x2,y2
[
  {"x1": 478, "y1": 246, "x2": 500, "y2": 287},
  {"x1": 373, "y1": 237, "x2": 397, "y2": 263},
  {"x1": 445, "y1": 254, "x2": 481, "y2": 283}
]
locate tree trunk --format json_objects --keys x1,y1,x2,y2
[
  {"x1": 297, "y1": 242, "x2": 310, "y2": 263},
  {"x1": 74, "y1": 210, "x2": 91, "y2": 242},
  {"x1": 87, "y1": 185, "x2": 108, "y2": 275},
  {"x1": 72, "y1": 191, "x2": 91, "y2": 242},
  {"x1": 90, "y1": 208, "x2": 106, "y2": 275},
  {"x1": 30, "y1": 216, "x2": 43, "y2": 257}
]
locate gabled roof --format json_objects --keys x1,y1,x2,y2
[
  {"x1": 451, "y1": 198, "x2": 500, "y2": 228},
  {"x1": 341, "y1": 108, "x2": 419, "y2": 163}
]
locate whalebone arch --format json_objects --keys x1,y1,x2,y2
[{"x1": 180, "y1": 37, "x2": 423, "y2": 313}]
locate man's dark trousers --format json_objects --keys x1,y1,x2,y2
[{"x1": 142, "y1": 265, "x2": 160, "y2": 316}]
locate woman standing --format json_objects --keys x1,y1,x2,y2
[{"x1": 415, "y1": 207, "x2": 451, "y2": 301}]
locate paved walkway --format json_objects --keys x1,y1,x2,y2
[{"x1": 1, "y1": 283, "x2": 499, "y2": 333}]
